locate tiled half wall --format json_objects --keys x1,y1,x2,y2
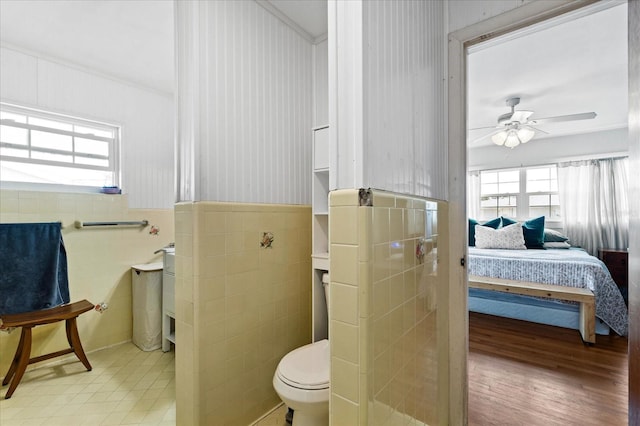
[
  {"x1": 329, "y1": 189, "x2": 444, "y2": 425},
  {"x1": 174, "y1": 202, "x2": 312, "y2": 425}
]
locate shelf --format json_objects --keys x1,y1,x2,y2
[
  {"x1": 312, "y1": 253, "x2": 330, "y2": 270},
  {"x1": 312, "y1": 125, "x2": 330, "y2": 342},
  {"x1": 168, "y1": 332, "x2": 176, "y2": 344}
]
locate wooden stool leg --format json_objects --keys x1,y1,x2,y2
[
  {"x1": 65, "y1": 318, "x2": 91, "y2": 371},
  {"x1": 2, "y1": 327, "x2": 27, "y2": 386},
  {"x1": 4, "y1": 327, "x2": 32, "y2": 399}
]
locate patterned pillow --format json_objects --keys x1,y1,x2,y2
[
  {"x1": 475, "y1": 222, "x2": 527, "y2": 249},
  {"x1": 502, "y1": 216, "x2": 545, "y2": 249},
  {"x1": 468, "y1": 217, "x2": 501, "y2": 246}
]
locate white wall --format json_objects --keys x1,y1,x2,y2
[
  {"x1": 0, "y1": 46, "x2": 175, "y2": 209},
  {"x1": 314, "y1": 39, "x2": 329, "y2": 127},
  {"x1": 363, "y1": 0, "x2": 447, "y2": 200},
  {"x1": 448, "y1": 0, "x2": 534, "y2": 32},
  {"x1": 469, "y1": 127, "x2": 629, "y2": 170},
  {"x1": 175, "y1": 0, "x2": 313, "y2": 204},
  {"x1": 329, "y1": 0, "x2": 448, "y2": 200}
]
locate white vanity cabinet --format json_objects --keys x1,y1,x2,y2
[{"x1": 162, "y1": 249, "x2": 176, "y2": 352}]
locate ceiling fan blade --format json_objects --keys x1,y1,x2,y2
[
  {"x1": 468, "y1": 129, "x2": 501, "y2": 145},
  {"x1": 522, "y1": 124, "x2": 548, "y2": 135},
  {"x1": 530, "y1": 112, "x2": 597, "y2": 124},
  {"x1": 510, "y1": 110, "x2": 534, "y2": 123},
  {"x1": 469, "y1": 125, "x2": 500, "y2": 131}
]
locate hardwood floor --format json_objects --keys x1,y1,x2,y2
[{"x1": 469, "y1": 312, "x2": 628, "y2": 426}]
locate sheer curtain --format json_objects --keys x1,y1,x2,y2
[
  {"x1": 557, "y1": 157, "x2": 629, "y2": 256},
  {"x1": 467, "y1": 170, "x2": 481, "y2": 219}
]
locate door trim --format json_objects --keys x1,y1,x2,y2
[{"x1": 443, "y1": 1, "x2": 636, "y2": 424}]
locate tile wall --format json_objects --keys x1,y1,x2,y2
[
  {"x1": 174, "y1": 201, "x2": 312, "y2": 425},
  {"x1": 329, "y1": 189, "x2": 444, "y2": 425},
  {"x1": 0, "y1": 189, "x2": 174, "y2": 375}
]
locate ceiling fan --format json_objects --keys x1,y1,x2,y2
[{"x1": 470, "y1": 97, "x2": 597, "y2": 148}]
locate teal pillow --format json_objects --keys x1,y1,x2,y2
[
  {"x1": 543, "y1": 228, "x2": 569, "y2": 242},
  {"x1": 502, "y1": 216, "x2": 546, "y2": 249},
  {"x1": 468, "y1": 217, "x2": 501, "y2": 246}
]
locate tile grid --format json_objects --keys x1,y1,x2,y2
[
  {"x1": 0, "y1": 341, "x2": 289, "y2": 426},
  {"x1": 0, "y1": 343, "x2": 175, "y2": 426},
  {"x1": 329, "y1": 189, "x2": 440, "y2": 426},
  {"x1": 175, "y1": 201, "x2": 311, "y2": 425}
]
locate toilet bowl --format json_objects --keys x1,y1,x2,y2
[
  {"x1": 273, "y1": 339, "x2": 330, "y2": 426},
  {"x1": 273, "y1": 273, "x2": 330, "y2": 426}
]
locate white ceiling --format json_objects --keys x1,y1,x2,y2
[
  {"x1": 0, "y1": 0, "x2": 174, "y2": 94},
  {"x1": 0, "y1": 0, "x2": 326, "y2": 95},
  {"x1": 268, "y1": 0, "x2": 327, "y2": 39},
  {"x1": 468, "y1": 3, "x2": 628, "y2": 147}
]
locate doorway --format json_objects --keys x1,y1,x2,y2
[{"x1": 447, "y1": 0, "x2": 638, "y2": 424}]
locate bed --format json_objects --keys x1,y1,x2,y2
[{"x1": 467, "y1": 247, "x2": 629, "y2": 340}]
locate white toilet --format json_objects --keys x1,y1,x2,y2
[{"x1": 273, "y1": 273, "x2": 330, "y2": 426}]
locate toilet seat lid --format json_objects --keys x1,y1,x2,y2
[{"x1": 277, "y1": 339, "x2": 329, "y2": 390}]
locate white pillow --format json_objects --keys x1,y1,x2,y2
[{"x1": 475, "y1": 223, "x2": 526, "y2": 250}]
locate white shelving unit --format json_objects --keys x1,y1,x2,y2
[
  {"x1": 162, "y1": 249, "x2": 176, "y2": 352},
  {"x1": 312, "y1": 125, "x2": 330, "y2": 341}
]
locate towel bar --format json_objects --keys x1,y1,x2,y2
[{"x1": 74, "y1": 220, "x2": 148, "y2": 229}]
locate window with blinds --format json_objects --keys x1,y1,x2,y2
[{"x1": 0, "y1": 103, "x2": 119, "y2": 188}]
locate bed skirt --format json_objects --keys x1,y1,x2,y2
[{"x1": 469, "y1": 288, "x2": 611, "y2": 335}]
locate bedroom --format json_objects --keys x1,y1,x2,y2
[{"x1": 465, "y1": 1, "x2": 632, "y2": 424}]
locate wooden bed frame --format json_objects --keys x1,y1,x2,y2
[{"x1": 468, "y1": 275, "x2": 596, "y2": 344}]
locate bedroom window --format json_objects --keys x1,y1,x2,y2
[
  {"x1": 526, "y1": 166, "x2": 560, "y2": 220},
  {"x1": 0, "y1": 103, "x2": 119, "y2": 189},
  {"x1": 479, "y1": 169, "x2": 519, "y2": 218},
  {"x1": 479, "y1": 165, "x2": 560, "y2": 221}
]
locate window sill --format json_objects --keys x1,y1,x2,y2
[{"x1": 0, "y1": 181, "x2": 113, "y2": 194}]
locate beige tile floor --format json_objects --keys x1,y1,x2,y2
[
  {"x1": 254, "y1": 404, "x2": 288, "y2": 426},
  {"x1": 0, "y1": 342, "x2": 288, "y2": 426},
  {"x1": 0, "y1": 342, "x2": 174, "y2": 426}
]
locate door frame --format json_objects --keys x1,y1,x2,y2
[{"x1": 447, "y1": 0, "x2": 638, "y2": 424}]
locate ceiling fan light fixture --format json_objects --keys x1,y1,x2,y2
[
  {"x1": 517, "y1": 127, "x2": 535, "y2": 143},
  {"x1": 504, "y1": 130, "x2": 521, "y2": 148},
  {"x1": 491, "y1": 131, "x2": 507, "y2": 146}
]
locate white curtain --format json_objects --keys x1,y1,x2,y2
[
  {"x1": 557, "y1": 157, "x2": 629, "y2": 256},
  {"x1": 467, "y1": 170, "x2": 481, "y2": 219}
]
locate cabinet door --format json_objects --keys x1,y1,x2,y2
[{"x1": 313, "y1": 127, "x2": 329, "y2": 170}]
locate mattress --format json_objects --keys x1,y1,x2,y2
[{"x1": 468, "y1": 247, "x2": 628, "y2": 336}]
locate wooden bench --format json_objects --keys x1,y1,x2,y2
[
  {"x1": 468, "y1": 275, "x2": 596, "y2": 344},
  {"x1": 0, "y1": 299, "x2": 94, "y2": 399}
]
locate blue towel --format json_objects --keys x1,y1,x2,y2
[{"x1": 0, "y1": 223, "x2": 70, "y2": 316}]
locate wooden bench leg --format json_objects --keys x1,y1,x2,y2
[
  {"x1": 2, "y1": 326, "x2": 27, "y2": 387},
  {"x1": 3, "y1": 327, "x2": 32, "y2": 399},
  {"x1": 579, "y1": 301, "x2": 596, "y2": 345},
  {"x1": 65, "y1": 317, "x2": 92, "y2": 371}
]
